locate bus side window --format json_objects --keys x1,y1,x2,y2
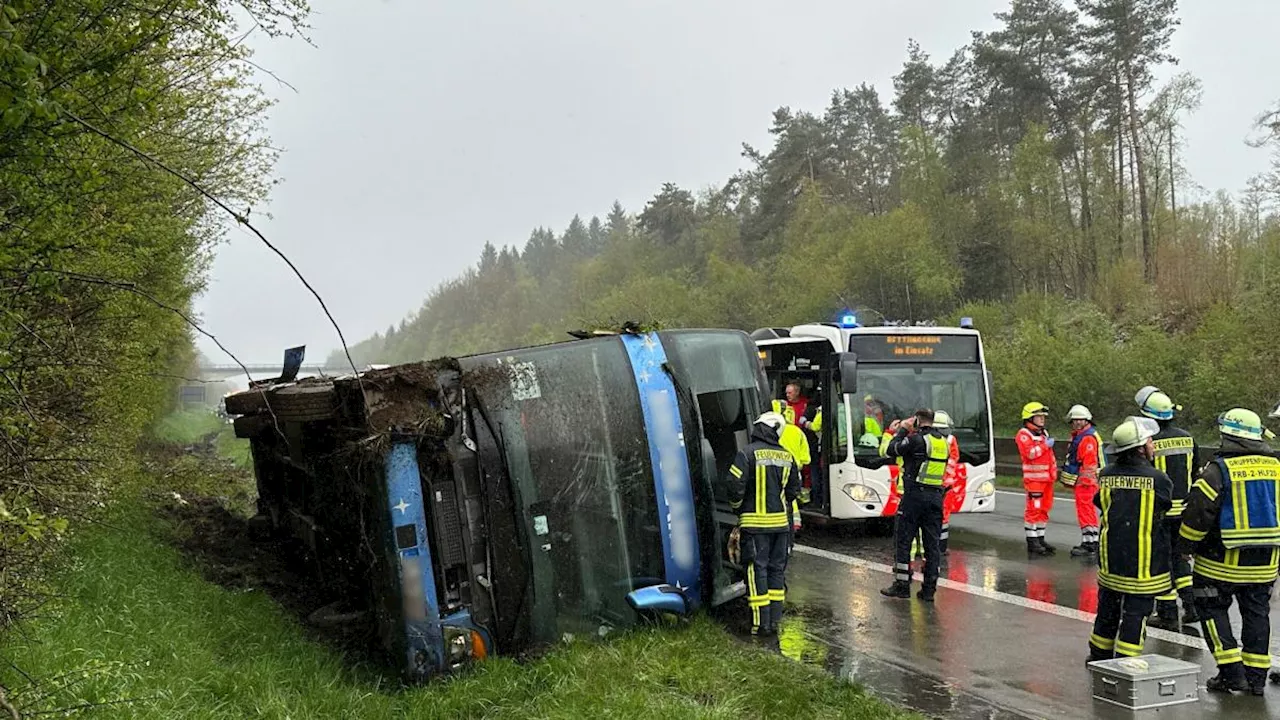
[
  {"x1": 827, "y1": 381, "x2": 848, "y2": 464},
  {"x1": 695, "y1": 389, "x2": 750, "y2": 501}
]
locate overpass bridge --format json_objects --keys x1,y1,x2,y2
[{"x1": 195, "y1": 363, "x2": 356, "y2": 381}]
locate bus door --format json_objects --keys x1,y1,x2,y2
[{"x1": 756, "y1": 338, "x2": 837, "y2": 512}]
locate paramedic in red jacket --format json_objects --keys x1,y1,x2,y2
[
  {"x1": 1017, "y1": 402, "x2": 1057, "y2": 557},
  {"x1": 1060, "y1": 405, "x2": 1103, "y2": 558}
]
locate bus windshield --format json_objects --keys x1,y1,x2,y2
[
  {"x1": 469, "y1": 337, "x2": 665, "y2": 643},
  {"x1": 852, "y1": 363, "x2": 990, "y2": 463}
]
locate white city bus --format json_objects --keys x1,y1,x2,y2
[{"x1": 752, "y1": 316, "x2": 996, "y2": 530}]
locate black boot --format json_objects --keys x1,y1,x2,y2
[
  {"x1": 1070, "y1": 542, "x2": 1097, "y2": 558},
  {"x1": 1027, "y1": 538, "x2": 1051, "y2": 557},
  {"x1": 880, "y1": 580, "x2": 911, "y2": 599},
  {"x1": 916, "y1": 586, "x2": 936, "y2": 602},
  {"x1": 1246, "y1": 668, "x2": 1267, "y2": 697},
  {"x1": 1206, "y1": 667, "x2": 1248, "y2": 693},
  {"x1": 1039, "y1": 537, "x2": 1057, "y2": 555}
]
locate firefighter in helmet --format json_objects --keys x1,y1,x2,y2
[
  {"x1": 1135, "y1": 386, "x2": 1201, "y2": 627},
  {"x1": 1059, "y1": 405, "x2": 1104, "y2": 558},
  {"x1": 726, "y1": 412, "x2": 801, "y2": 638},
  {"x1": 1017, "y1": 402, "x2": 1058, "y2": 556},
  {"x1": 1088, "y1": 416, "x2": 1173, "y2": 662},
  {"x1": 1178, "y1": 408, "x2": 1280, "y2": 695}
]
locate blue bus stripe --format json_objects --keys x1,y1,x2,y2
[
  {"x1": 386, "y1": 441, "x2": 444, "y2": 676},
  {"x1": 620, "y1": 333, "x2": 701, "y2": 604}
]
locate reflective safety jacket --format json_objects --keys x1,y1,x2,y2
[
  {"x1": 771, "y1": 399, "x2": 798, "y2": 426},
  {"x1": 1016, "y1": 425, "x2": 1057, "y2": 488},
  {"x1": 1061, "y1": 425, "x2": 1103, "y2": 487},
  {"x1": 865, "y1": 414, "x2": 884, "y2": 439},
  {"x1": 942, "y1": 434, "x2": 965, "y2": 489},
  {"x1": 1094, "y1": 457, "x2": 1174, "y2": 595},
  {"x1": 727, "y1": 423, "x2": 801, "y2": 532},
  {"x1": 1178, "y1": 438, "x2": 1280, "y2": 584},
  {"x1": 884, "y1": 426, "x2": 951, "y2": 492},
  {"x1": 778, "y1": 423, "x2": 810, "y2": 468},
  {"x1": 1151, "y1": 422, "x2": 1197, "y2": 518}
]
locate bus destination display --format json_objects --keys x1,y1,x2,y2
[{"x1": 849, "y1": 334, "x2": 979, "y2": 363}]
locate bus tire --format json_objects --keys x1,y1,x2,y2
[
  {"x1": 225, "y1": 390, "x2": 268, "y2": 415},
  {"x1": 271, "y1": 385, "x2": 335, "y2": 422}
]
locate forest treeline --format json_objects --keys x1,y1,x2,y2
[
  {"x1": 341, "y1": 0, "x2": 1280, "y2": 436},
  {"x1": 0, "y1": 1, "x2": 308, "y2": 632}
]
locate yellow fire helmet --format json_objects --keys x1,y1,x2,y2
[
  {"x1": 1022, "y1": 401, "x2": 1050, "y2": 420},
  {"x1": 1217, "y1": 408, "x2": 1268, "y2": 442},
  {"x1": 1135, "y1": 386, "x2": 1179, "y2": 420}
]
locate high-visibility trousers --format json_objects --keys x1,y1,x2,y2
[
  {"x1": 1024, "y1": 482, "x2": 1054, "y2": 540},
  {"x1": 1075, "y1": 482, "x2": 1099, "y2": 544}
]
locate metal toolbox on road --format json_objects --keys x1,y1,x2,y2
[{"x1": 1088, "y1": 655, "x2": 1201, "y2": 710}]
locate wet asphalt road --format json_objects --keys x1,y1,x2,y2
[{"x1": 772, "y1": 490, "x2": 1280, "y2": 719}]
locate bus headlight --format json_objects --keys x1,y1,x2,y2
[
  {"x1": 976, "y1": 480, "x2": 995, "y2": 497},
  {"x1": 842, "y1": 483, "x2": 880, "y2": 503},
  {"x1": 444, "y1": 626, "x2": 488, "y2": 665}
]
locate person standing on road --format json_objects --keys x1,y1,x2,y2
[
  {"x1": 726, "y1": 412, "x2": 801, "y2": 638},
  {"x1": 1177, "y1": 408, "x2": 1280, "y2": 696},
  {"x1": 880, "y1": 408, "x2": 949, "y2": 602},
  {"x1": 1136, "y1": 387, "x2": 1201, "y2": 627},
  {"x1": 1017, "y1": 402, "x2": 1058, "y2": 556},
  {"x1": 1088, "y1": 416, "x2": 1173, "y2": 663},
  {"x1": 1059, "y1": 405, "x2": 1104, "y2": 558},
  {"x1": 933, "y1": 410, "x2": 966, "y2": 555}
]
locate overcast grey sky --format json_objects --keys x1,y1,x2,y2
[{"x1": 194, "y1": 0, "x2": 1280, "y2": 365}]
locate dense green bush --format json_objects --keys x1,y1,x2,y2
[{"x1": 0, "y1": 0, "x2": 307, "y2": 632}]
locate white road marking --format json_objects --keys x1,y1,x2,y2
[{"x1": 790, "y1": 543, "x2": 1275, "y2": 659}]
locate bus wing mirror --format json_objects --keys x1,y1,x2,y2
[
  {"x1": 838, "y1": 353, "x2": 858, "y2": 393},
  {"x1": 626, "y1": 584, "x2": 690, "y2": 617}
]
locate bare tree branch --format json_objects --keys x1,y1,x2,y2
[
  {"x1": 0, "y1": 685, "x2": 20, "y2": 720},
  {"x1": 59, "y1": 111, "x2": 363, "y2": 390}
]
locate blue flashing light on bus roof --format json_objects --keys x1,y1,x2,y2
[
  {"x1": 960, "y1": 317, "x2": 974, "y2": 329},
  {"x1": 839, "y1": 313, "x2": 858, "y2": 328}
]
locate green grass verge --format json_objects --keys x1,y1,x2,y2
[
  {"x1": 1, "y1": 500, "x2": 914, "y2": 719},
  {"x1": 995, "y1": 474, "x2": 1023, "y2": 490},
  {"x1": 151, "y1": 409, "x2": 224, "y2": 445},
  {"x1": 214, "y1": 426, "x2": 252, "y2": 470},
  {"x1": 150, "y1": 409, "x2": 252, "y2": 470}
]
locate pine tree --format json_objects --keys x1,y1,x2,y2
[{"x1": 1080, "y1": 0, "x2": 1180, "y2": 281}]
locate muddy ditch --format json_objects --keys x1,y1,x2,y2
[{"x1": 145, "y1": 444, "x2": 387, "y2": 671}]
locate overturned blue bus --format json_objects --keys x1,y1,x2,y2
[{"x1": 225, "y1": 329, "x2": 768, "y2": 681}]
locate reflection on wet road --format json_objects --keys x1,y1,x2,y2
[{"x1": 774, "y1": 491, "x2": 1280, "y2": 719}]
